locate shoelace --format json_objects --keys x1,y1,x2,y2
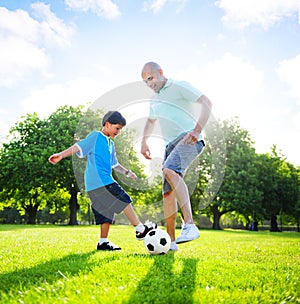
[
  {"x1": 181, "y1": 225, "x2": 192, "y2": 235},
  {"x1": 145, "y1": 221, "x2": 156, "y2": 228}
]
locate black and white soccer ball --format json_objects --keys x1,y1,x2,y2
[{"x1": 144, "y1": 228, "x2": 171, "y2": 255}]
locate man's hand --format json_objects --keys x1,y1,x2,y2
[
  {"x1": 141, "y1": 141, "x2": 152, "y2": 159},
  {"x1": 182, "y1": 131, "x2": 200, "y2": 145}
]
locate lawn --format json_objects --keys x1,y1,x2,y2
[{"x1": 0, "y1": 225, "x2": 299, "y2": 304}]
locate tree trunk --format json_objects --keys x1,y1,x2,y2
[
  {"x1": 26, "y1": 202, "x2": 39, "y2": 224},
  {"x1": 270, "y1": 214, "x2": 281, "y2": 232},
  {"x1": 210, "y1": 204, "x2": 222, "y2": 230},
  {"x1": 68, "y1": 187, "x2": 79, "y2": 225}
]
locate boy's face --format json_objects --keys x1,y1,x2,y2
[{"x1": 104, "y1": 122, "x2": 123, "y2": 138}]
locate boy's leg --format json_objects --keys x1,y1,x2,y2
[
  {"x1": 123, "y1": 203, "x2": 157, "y2": 240},
  {"x1": 97, "y1": 222, "x2": 121, "y2": 251},
  {"x1": 100, "y1": 222, "x2": 110, "y2": 238},
  {"x1": 123, "y1": 204, "x2": 140, "y2": 226},
  {"x1": 91, "y1": 208, "x2": 121, "y2": 251}
]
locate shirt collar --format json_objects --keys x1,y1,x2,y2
[
  {"x1": 100, "y1": 131, "x2": 113, "y2": 143},
  {"x1": 158, "y1": 78, "x2": 172, "y2": 93}
]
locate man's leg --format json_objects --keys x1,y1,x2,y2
[
  {"x1": 163, "y1": 190, "x2": 177, "y2": 241},
  {"x1": 163, "y1": 190, "x2": 179, "y2": 251},
  {"x1": 163, "y1": 167, "x2": 193, "y2": 224},
  {"x1": 163, "y1": 167, "x2": 200, "y2": 244}
]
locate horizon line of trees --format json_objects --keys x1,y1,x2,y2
[{"x1": 0, "y1": 105, "x2": 299, "y2": 231}]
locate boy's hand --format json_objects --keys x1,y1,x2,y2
[
  {"x1": 48, "y1": 153, "x2": 62, "y2": 165},
  {"x1": 127, "y1": 171, "x2": 137, "y2": 180}
]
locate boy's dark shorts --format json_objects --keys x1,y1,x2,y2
[{"x1": 88, "y1": 182, "x2": 132, "y2": 224}]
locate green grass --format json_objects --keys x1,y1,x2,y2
[{"x1": 0, "y1": 225, "x2": 299, "y2": 304}]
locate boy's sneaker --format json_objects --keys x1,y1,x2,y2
[
  {"x1": 97, "y1": 241, "x2": 121, "y2": 251},
  {"x1": 176, "y1": 223, "x2": 200, "y2": 244},
  {"x1": 136, "y1": 222, "x2": 157, "y2": 241}
]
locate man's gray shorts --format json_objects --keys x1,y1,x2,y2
[{"x1": 162, "y1": 132, "x2": 205, "y2": 194}]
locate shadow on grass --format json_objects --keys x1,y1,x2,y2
[
  {"x1": 127, "y1": 253, "x2": 198, "y2": 304},
  {"x1": 0, "y1": 250, "x2": 117, "y2": 296}
]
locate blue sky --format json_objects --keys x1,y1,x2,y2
[{"x1": 0, "y1": 0, "x2": 300, "y2": 166}]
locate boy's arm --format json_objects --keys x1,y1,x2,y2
[
  {"x1": 48, "y1": 144, "x2": 80, "y2": 165},
  {"x1": 113, "y1": 164, "x2": 137, "y2": 180}
]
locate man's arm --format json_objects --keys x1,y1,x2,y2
[
  {"x1": 183, "y1": 95, "x2": 212, "y2": 144},
  {"x1": 141, "y1": 118, "x2": 156, "y2": 159}
]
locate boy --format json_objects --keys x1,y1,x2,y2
[{"x1": 49, "y1": 111, "x2": 156, "y2": 251}]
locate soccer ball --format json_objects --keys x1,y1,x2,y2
[{"x1": 144, "y1": 228, "x2": 171, "y2": 255}]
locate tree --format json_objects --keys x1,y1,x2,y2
[
  {"x1": 0, "y1": 113, "x2": 51, "y2": 223},
  {"x1": 46, "y1": 105, "x2": 91, "y2": 225},
  {"x1": 197, "y1": 118, "x2": 261, "y2": 230},
  {"x1": 256, "y1": 147, "x2": 299, "y2": 232}
]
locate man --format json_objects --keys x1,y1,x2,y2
[{"x1": 140, "y1": 62, "x2": 212, "y2": 251}]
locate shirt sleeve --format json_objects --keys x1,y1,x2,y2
[
  {"x1": 178, "y1": 81, "x2": 203, "y2": 103},
  {"x1": 111, "y1": 142, "x2": 118, "y2": 167},
  {"x1": 76, "y1": 131, "x2": 97, "y2": 158}
]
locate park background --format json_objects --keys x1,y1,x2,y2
[
  {"x1": 0, "y1": 0, "x2": 299, "y2": 230},
  {"x1": 0, "y1": 2, "x2": 300, "y2": 303}
]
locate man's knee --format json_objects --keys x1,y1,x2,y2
[
  {"x1": 163, "y1": 167, "x2": 175, "y2": 179},
  {"x1": 163, "y1": 191, "x2": 172, "y2": 199}
]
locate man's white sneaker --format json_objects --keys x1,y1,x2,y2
[
  {"x1": 176, "y1": 223, "x2": 200, "y2": 244},
  {"x1": 169, "y1": 242, "x2": 178, "y2": 251}
]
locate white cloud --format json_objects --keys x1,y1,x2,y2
[
  {"x1": 20, "y1": 76, "x2": 105, "y2": 118},
  {"x1": 276, "y1": 54, "x2": 300, "y2": 100},
  {"x1": 0, "y1": 4, "x2": 74, "y2": 87},
  {"x1": 0, "y1": 36, "x2": 48, "y2": 87},
  {"x1": 31, "y1": 2, "x2": 75, "y2": 48},
  {"x1": 143, "y1": 0, "x2": 187, "y2": 14},
  {"x1": 0, "y1": 107, "x2": 10, "y2": 141},
  {"x1": 177, "y1": 53, "x2": 300, "y2": 165},
  {"x1": 216, "y1": 0, "x2": 300, "y2": 29},
  {"x1": 276, "y1": 55, "x2": 300, "y2": 165},
  {"x1": 65, "y1": 0, "x2": 121, "y2": 19},
  {"x1": 178, "y1": 52, "x2": 264, "y2": 120}
]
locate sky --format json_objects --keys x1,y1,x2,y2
[{"x1": 0, "y1": 0, "x2": 300, "y2": 166}]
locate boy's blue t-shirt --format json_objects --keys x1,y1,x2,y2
[{"x1": 75, "y1": 131, "x2": 118, "y2": 191}]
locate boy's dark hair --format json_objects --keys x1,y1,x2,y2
[{"x1": 102, "y1": 111, "x2": 126, "y2": 126}]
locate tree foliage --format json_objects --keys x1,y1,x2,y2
[{"x1": 0, "y1": 109, "x2": 299, "y2": 230}]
